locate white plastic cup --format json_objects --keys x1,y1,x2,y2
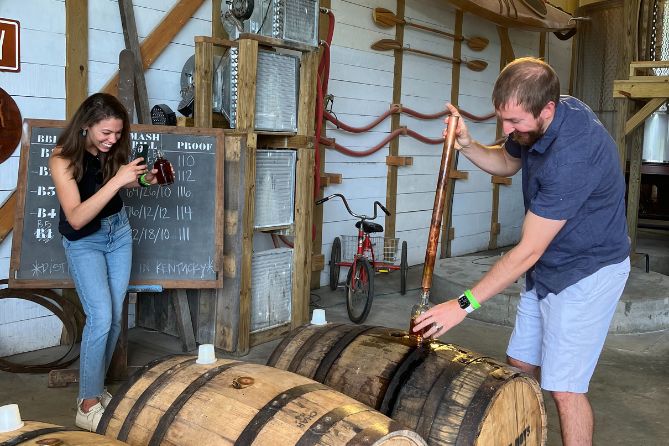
[
  {"x1": 0, "y1": 404, "x2": 24, "y2": 433},
  {"x1": 196, "y1": 344, "x2": 216, "y2": 365},
  {"x1": 311, "y1": 309, "x2": 327, "y2": 325}
]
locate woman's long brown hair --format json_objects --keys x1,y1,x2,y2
[{"x1": 55, "y1": 93, "x2": 131, "y2": 183}]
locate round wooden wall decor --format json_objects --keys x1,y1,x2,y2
[{"x1": 0, "y1": 87, "x2": 22, "y2": 165}]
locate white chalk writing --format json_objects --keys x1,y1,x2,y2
[{"x1": 155, "y1": 257, "x2": 215, "y2": 278}]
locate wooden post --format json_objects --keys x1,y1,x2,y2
[
  {"x1": 311, "y1": 0, "x2": 332, "y2": 290},
  {"x1": 0, "y1": 192, "x2": 16, "y2": 243},
  {"x1": 233, "y1": 39, "x2": 259, "y2": 354},
  {"x1": 118, "y1": 0, "x2": 151, "y2": 124},
  {"x1": 384, "y1": 0, "x2": 405, "y2": 244},
  {"x1": 64, "y1": 0, "x2": 88, "y2": 353},
  {"x1": 194, "y1": 39, "x2": 213, "y2": 128},
  {"x1": 295, "y1": 49, "x2": 319, "y2": 291},
  {"x1": 498, "y1": 27, "x2": 515, "y2": 68},
  {"x1": 215, "y1": 135, "x2": 247, "y2": 352},
  {"x1": 236, "y1": 39, "x2": 259, "y2": 133},
  {"x1": 171, "y1": 289, "x2": 197, "y2": 352},
  {"x1": 489, "y1": 183, "x2": 502, "y2": 249},
  {"x1": 293, "y1": 147, "x2": 315, "y2": 326},
  {"x1": 236, "y1": 134, "x2": 257, "y2": 355},
  {"x1": 488, "y1": 176, "x2": 513, "y2": 249},
  {"x1": 439, "y1": 8, "x2": 464, "y2": 259},
  {"x1": 615, "y1": 0, "x2": 642, "y2": 253},
  {"x1": 65, "y1": 0, "x2": 87, "y2": 118},
  {"x1": 101, "y1": 0, "x2": 206, "y2": 96},
  {"x1": 212, "y1": 0, "x2": 226, "y2": 39},
  {"x1": 117, "y1": 50, "x2": 135, "y2": 117},
  {"x1": 568, "y1": 20, "x2": 577, "y2": 96},
  {"x1": 298, "y1": 52, "x2": 318, "y2": 136}
]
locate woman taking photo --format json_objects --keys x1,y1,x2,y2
[{"x1": 49, "y1": 93, "x2": 157, "y2": 431}]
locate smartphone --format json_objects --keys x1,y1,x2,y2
[{"x1": 134, "y1": 144, "x2": 149, "y2": 163}]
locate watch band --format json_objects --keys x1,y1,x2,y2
[
  {"x1": 458, "y1": 289, "x2": 481, "y2": 314},
  {"x1": 464, "y1": 289, "x2": 481, "y2": 310}
]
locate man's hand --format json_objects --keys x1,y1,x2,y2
[
  {"x1": 412, "y1": 299, "x2": 467, "y2": 339},
  {"x1": 444, "y1": 103, "x2": 473, "y2": 150}
]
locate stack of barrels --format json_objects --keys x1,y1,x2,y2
[{"x1": 74, "y1": 323, "x2": 544, "y2": 446}]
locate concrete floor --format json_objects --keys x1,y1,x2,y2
[{"x1": 1, "y1": 261, "x2": 668, "y2": 445}]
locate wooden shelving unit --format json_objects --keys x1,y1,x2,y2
[
  {"x1": 613, "y1": 61, "x2": 669, "y2": 252},
  {"x1": 191, "y1": 34, "x2": 318, "y2": 355}
]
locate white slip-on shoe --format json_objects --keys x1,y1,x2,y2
[
  {"x1": 75, "y1": 402, "x2": 104, "y2": 432},
  {"x1": 100, "y1": 389, "x2": 113, "y2": 408}
]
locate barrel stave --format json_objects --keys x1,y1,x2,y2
[
  {"x1": 275, "y1": 323, "x2": 350, "y2": 376},
  {"x1": 323, "y1": 329, "x2": 414, "y2": 410}
]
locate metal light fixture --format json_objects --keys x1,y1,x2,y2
[{"x1": 150, "y1": 104, "x2": 177, "y2": 125}]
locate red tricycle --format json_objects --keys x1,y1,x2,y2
[{"x1": 316, "y1": 193, "x2": 408, "y2": 323}]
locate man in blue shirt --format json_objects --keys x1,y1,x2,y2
[{"x1": 413, "y1": 57, "x2": 630, "y2": 445}]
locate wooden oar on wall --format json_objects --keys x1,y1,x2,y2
[
  {"x1": 371, "y1": 39, "x2": 488, "y2": 72},
  {"x1": 373, "y1": 7, "x2": 490, "y2": 52}
]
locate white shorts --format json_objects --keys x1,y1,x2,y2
[{"x1": 506, "y1": 257, "x2": 630, "y2": 393}]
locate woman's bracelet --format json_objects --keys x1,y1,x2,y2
[{"x1": 138, "y1": 173, "x2": 151, "y2": 187}]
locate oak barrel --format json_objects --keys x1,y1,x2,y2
[
  {"x1": 96, "y1": 355, "x2": 427, "y2": 446},
  {"x1": 268, "y1": 324, "x2": 546, "y2": 446},
  {"x1": 0, "y1": 420, "x2": 129, "y2": 445}
]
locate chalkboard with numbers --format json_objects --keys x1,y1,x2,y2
[{"x1": 9, "y1": 119, "x2": 225, "y2": 289}]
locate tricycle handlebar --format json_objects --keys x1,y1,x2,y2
[{"x1": 315, "y1": 194, "x2": 390, "y2": 220}]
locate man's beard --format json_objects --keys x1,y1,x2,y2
[{"x1": 510, "y1": 129, "x2": 543, "y2": 146}]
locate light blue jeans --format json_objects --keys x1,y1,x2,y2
[{"x1": 62, "y1": 209, "x2": 132, "y2": 400}]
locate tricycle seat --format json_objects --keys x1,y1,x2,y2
[{"x1": 356, "y1": 220, "x2": 384, "y2": 234}]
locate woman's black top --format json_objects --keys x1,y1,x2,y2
[{"x1": 58, "y1": 151, "x2": 124, "y2": 241}]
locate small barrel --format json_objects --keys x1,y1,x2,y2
[
  {"x1": 0, "y1": 420, "x2": 129, "y2": 445},
  {"x1": 268, "y1": 324, "x2": 546, "y2": 446},
  {"x1": 97, "y1": 355, "x2": 427, "y2": 446}
]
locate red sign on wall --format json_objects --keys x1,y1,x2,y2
[{"x1": 0, "y1": 18, "x2": 20, "y2": 73}]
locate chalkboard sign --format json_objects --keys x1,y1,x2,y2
[{"x1": 9, "y1": 119, "x2": 225, "y2": 289}]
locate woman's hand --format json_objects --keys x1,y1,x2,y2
[
  {"x1": 411, "y1": 299, "x2": 467, "y2": 339},
  {"x1": 115, "y1": 158, "x2": 147, "y2": 187},
  {"x1": 143, "y1": 168, "x2": 159, "y2": 185},
  {"x1": 144, "y1": 161, "x2": 175, "y2": 185},
  {"x1": 444, "y1": 103, "x2": 474, "y2": 150}
]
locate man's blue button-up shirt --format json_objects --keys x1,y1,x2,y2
[{"x1": 505, "y1": 96, "x2": 630, "y2": 299}]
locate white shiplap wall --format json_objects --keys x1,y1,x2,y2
[
  {"x1": 0, "y1": 0, "x2": 573, "y2": 354},
  {"x1": 0, "y1": 0, "x2": 212, "y2": 356},
  {"x1": 319, "y1": 0, "x2": 572, "y2": 286}
]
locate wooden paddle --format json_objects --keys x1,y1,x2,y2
[
  {"x1": 371, "y1": 39, "x2": 488, "y2": 72},
  {"x1": 373, "y1": 7, "x2": 490, "y2": 52}
]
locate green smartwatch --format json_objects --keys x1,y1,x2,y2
[{"x1": 457, "y1": 289, "x2": 481, "y2": 314}]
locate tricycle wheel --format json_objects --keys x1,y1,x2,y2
[
  {"x1": 329, "y1": 237, "x2": 341, "y2": 291},
  {"x1": 346, "y1": 257, "x2": 374, "y2": 323}
]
